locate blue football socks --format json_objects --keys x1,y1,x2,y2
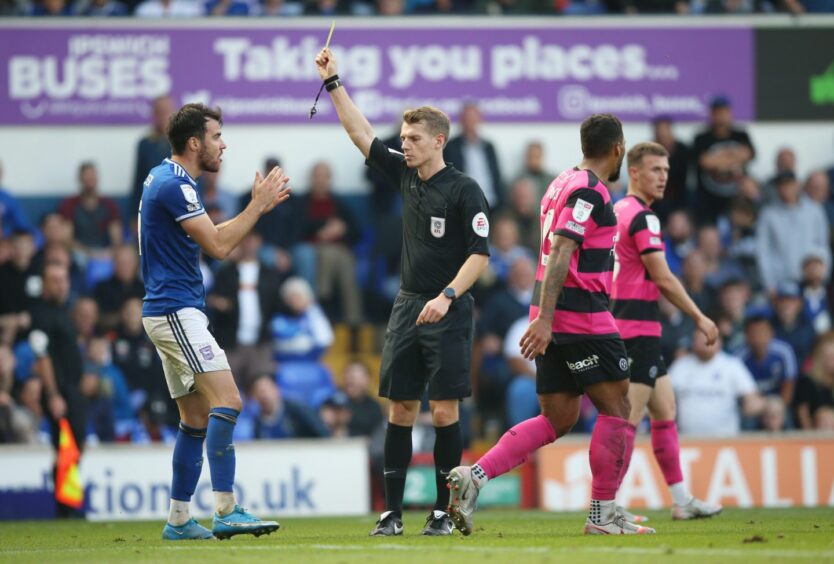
[
  {"x1": 171, "y1": 422, "x2": 206, "y2": 502},
  {"x1": 206, "y1": 407, "x2": 239, "y2": 493}
]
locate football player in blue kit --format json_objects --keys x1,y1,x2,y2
[{"x1": 139, "y1": 103, "x2": 290, "y2": 540}]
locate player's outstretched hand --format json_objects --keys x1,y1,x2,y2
[
  {"x1": 519, "y1": 317, "x2": 551, "y2": 360},
  {"x1": 252, "y1": 166, "x2": 291, "y2": 215},
  {"x1": 416, "y1": 295, "x2": 451, "y2": 326},
  {"x1": 315, "y1": 48, "x2": 338, "y2": 81},
  {"x1": 697, "y1": 315, "x2": 719, "y2": 346}
]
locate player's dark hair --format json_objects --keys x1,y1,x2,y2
[
  {"x1": 403, "y1": 106, "x2": 450, "y2": 146},
  {"x1": 167, "y1": 103, "x2": 223, "y2": 155},
  {"x1": 627, "y1": 142, "x2": 669, "y2": 169},
  {"x1": 580, "y1": 114, "x2": 624, "y2": 159}
]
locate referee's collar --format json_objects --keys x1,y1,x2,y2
[
  {"x1": 164, "y1": 158, "x2": 198, "y2": 186},
  {"x1": 419, "y1": 163, "x2": 454, "y2": 184}
]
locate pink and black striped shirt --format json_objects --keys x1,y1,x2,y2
[
  {"x1": 611, "y1": 195, "x2": 665, "y2": 339},
  {"x1": 531, "y1": 168, "x2": 619, "y2": 343}
]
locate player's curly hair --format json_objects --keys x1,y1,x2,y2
[
  {"x1": 167, "y1": 103, "x2": 223, "y2": 155},
  {"x1": 580, "y1": 114, "x2": 624, "y2": 159},
  {"x1": 402, "y1": 106, "x2": 450, "y2": 146},
  {"x1": 627, "y1": 142, "x2": 669, "y2": 168}
]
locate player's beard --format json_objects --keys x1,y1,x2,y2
[
  {"x1": 608, "y1": 152, "x2": 625, "y2": 183},
  {"x1": 198, "y1": 145, "x2": 220, "y2": 173}
]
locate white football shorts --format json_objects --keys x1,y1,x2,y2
[{"x1": 143, "y1": 307, "x2": 230, "y2": 399}]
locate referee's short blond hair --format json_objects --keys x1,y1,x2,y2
[{"x1": 403, "y1": 106, "x2": 450, "y2": 146}]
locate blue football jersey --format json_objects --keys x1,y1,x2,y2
[{"x1": 139, "y1": 158, "x2": 207, "y2": 317}]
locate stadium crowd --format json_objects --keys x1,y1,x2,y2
[
  {"x1": 1, "y1": 0, "x2": 832, "y2": 17},
  {"x1": 1, "y1": 94, "x2": 834, "y2": 455}
]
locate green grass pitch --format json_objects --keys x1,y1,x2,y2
[{"x1": 1, "y1": 508, "x2": 833, "y2": 563}]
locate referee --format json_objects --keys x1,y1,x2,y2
[{"x1": 315, "y1": 48, "x2": 490, "y2": 537}]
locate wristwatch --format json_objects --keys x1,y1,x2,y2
[{"x1": 443, "y1": 287, "x2": 457, "y2": 300}]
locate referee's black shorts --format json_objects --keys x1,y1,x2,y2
[
  {"x1": 379, "y1": 291, "x2": 474, "y2": 401},
  {"x1": 623, "y1": 336, "x2": 668, "y2": 388}
]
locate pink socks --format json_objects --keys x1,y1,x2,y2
[
  {"x1": 617, "y1": 420, "x2": 637, "y2": 488},
  {"x1": 476, "y1": 415, "x2": 556, "y2": 479},
  {"x1": 651, "y1": 420, "x2": 684, "y2": 486},
  {"x1": 589, "y1": 415, "x2": 633, "y2": 500}
]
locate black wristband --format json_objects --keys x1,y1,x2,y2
[
  {"x1": 323, "y1": 74, "x2": 340, "y2": 85},
  {"x1": 325, "y1": 79, "x2": 343, "y2": 92}
]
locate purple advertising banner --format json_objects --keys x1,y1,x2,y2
[{"x1": 0, "y1": 24, "x2": 754, "y2": 125}]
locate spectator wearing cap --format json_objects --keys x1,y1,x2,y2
[
  {"x1": 735, "y1": 314, "x2": 797, "y2": 429},
  {"x1": 319, "y1": 390, "x2": 351, "y2": 437},
  {"x1": 801, "y1": 255, "x2": 831, "y2": 334},
  {"x1": 693, "y1": 96, "x2": 756, "y2": 225},
  {"x1": 756, "y1": 170, "x2": 830, "y2": 295},
  {"x1": 670, "y1": 328, "x2": 766, "y2": 437},
  {"x1": 772, "y1": 282, "x2": 817, "y2": 366}
]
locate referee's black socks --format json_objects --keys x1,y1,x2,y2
[
  {"x1": 433, "y1": 421, "x2": 462, "y2": 512},
  {"x1": 383, "y1": 422, "x2": 413, "y2": 517}
]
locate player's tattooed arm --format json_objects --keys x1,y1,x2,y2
[
  {"x1": 538, "y1": 235, "x2": 578, "y2": 322},
  {"x1": 520, "y1": 234, "x2": 578, "y2": 360}
]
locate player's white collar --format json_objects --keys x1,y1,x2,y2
[{"x1": 164, "y1": 158, "x2": 197, "y2": 186}]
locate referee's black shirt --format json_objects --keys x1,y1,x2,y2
[{"x1": 366, "y1": 137, "x2": 490, "y2": 295}]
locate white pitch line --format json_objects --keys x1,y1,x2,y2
[
  {"x1": 5, "y1": 544, "x2": 834, "y2": 560},
  {"x1": 159, "y1": 544, "x2": 834, "y2": 559}
]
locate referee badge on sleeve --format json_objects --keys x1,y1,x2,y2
[{"x1": 431, "y1": 216, "x2": 446, "y2": 238}]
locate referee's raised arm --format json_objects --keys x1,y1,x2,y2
[{"x1": 315, "y1": 48, "x2": 375, "y2": 158}]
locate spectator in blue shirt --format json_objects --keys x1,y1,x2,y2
[
  {"x1": 269, "y1": 277, "x2": 335, "y2": 409},
  {"x1": 663, "y1": 210, "x2": 696, "y2": 277},
  {"x1": 0, "y1": 162, "x2": 32, "y2": 238},
  {"x1": 773, "y1": 281, "x2": 818, "y2": 366},
  {"x1": 736, "y1": 315, "x2": 797, "y2": 404},
  {"x1": 235, "y1": 375, "x2": 329, "y2": 440},
  {"x1": 486, "y1": 214, "x2": 534, "y2": 289}
]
